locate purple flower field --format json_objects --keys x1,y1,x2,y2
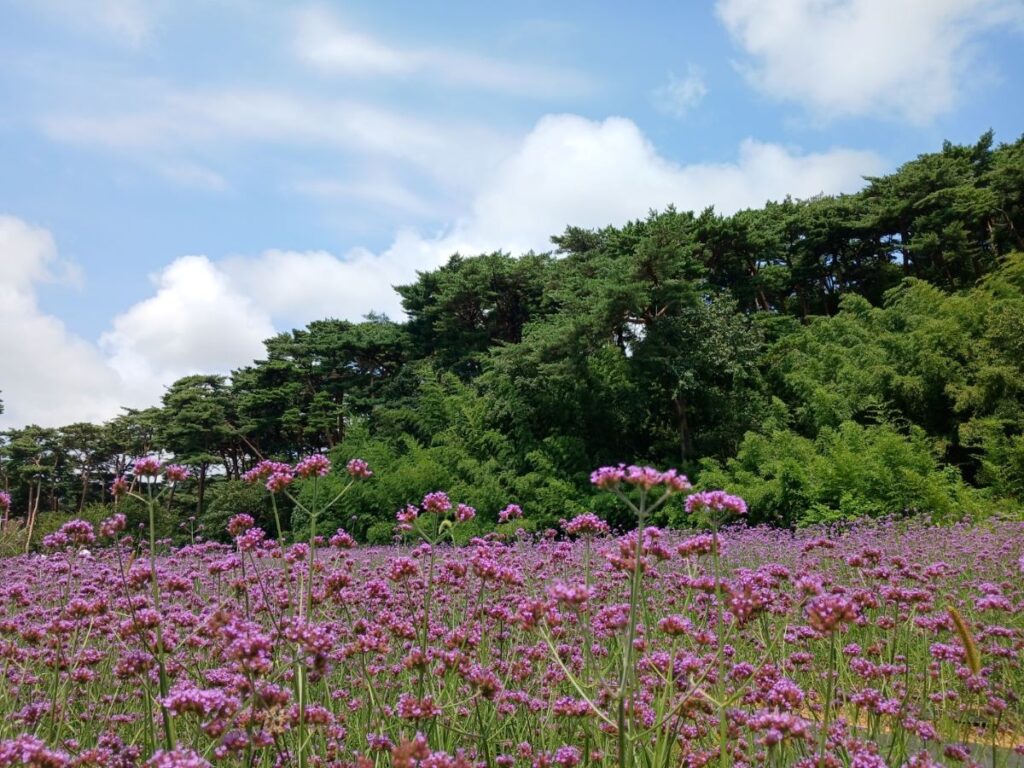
[{"x1": 0, "y1": 461, "x2": 1022, "y2": 767}]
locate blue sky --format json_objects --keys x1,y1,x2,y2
[{"x1": 1, "y1": 0, "x2": 1023, "y2": 427}]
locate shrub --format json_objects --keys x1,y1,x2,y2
[{"x1": 698, "y1": 421, "x2": 997, "y2": 526}]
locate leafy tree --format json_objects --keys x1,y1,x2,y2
[
  {"x1": 60, "y1": 422, "x2": 115, "y2": 513},
  {"x1": 159, "y1": 375, "x2": 234, "y2": 516},
  {"x1": 1, "y1": 425, "x2": 66, "y2": 547},
  {"x1": 106, "y1": 408, "x2": 162, "y2": 483},
  {"x1": 233, "y1": 317, "x2": 409, "y2": 457},
  {"x1": 631, "y1": 292, "x2": 766, "y2": 464},
  {"x1": 396, "y1": 252, "x2": 553, "y2": 377}
]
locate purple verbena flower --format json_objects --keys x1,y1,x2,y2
[
  {"x1": 133, "y1": 456, "x2": 162, "y2": 476},
  {"x1": 562, "y1": 513, "x2": 610, "y2": 537},
  {"x1": 498, "y1": 504, "x2": 523, "y2": 523},
  {"x1": 346, "y1": 458, "x2": 373, "y2": 478},
  {"x1": 422, "y1": 491, "x2": 452, "y2": 514},
  {"x1": 685, "y1": 490, "x2": 748, "y2": 517},
  {"x1": 227, "y1": 514, "x2": 256, "y2": 537},
  {"x1": 294, "y1": 454, "x2": 331, "y2": 479},
  {"x1": 163, "y1": 464, "x2": 190, "y2": 483}
]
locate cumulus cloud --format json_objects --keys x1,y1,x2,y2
[
  {"x1": 715, "y1": 0, "x2": 1024, "y2": 122},
  {"x1": 221, "y1": 247, "x2": 407, "y2": 325},
  {"x1": 653, "y1": 66, "x2": 708, "y2": 118},
  {"x1": 99, "y1": 256, "x2": 275, "y2": 393},
  {"x1": 0, "y1": 216, "x2": 124, "y2": 428},
  {"x1": 0, "y1": 225, "x2": 277, "y2": 428},
  {"x1": 293, "y1": 7, "x2": 592, "y2": 97},
  {"x1": 3, "y1": 115, "x2": 886, "y2": 427}
]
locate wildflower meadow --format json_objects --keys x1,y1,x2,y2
[
  {"x1": 0, "y1": 458, "x2": 1021, "y2": 768},
  {"x1": 4, "y1": 7, "x2": 1024, "y2": 768}
]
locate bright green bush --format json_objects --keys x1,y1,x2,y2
[{"x1": 698, "y1": 421, "x2": 998, "y2": 527}]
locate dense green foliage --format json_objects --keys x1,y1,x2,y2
[{"x1": 3, "y1": 132, "x2": 1024, "y2": 541}]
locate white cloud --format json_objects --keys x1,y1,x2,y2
[
  {"x1": 1, "y1": 215, "x2": 59, "y2": 290},
  {"x1": 99, "y1": 256, "x2": 275, "y2": 393},
  {"x1": 0, "y1": 225, "x2": 280, "y2": 428},
  {"x1": 653, "y1": 66, "x2": 708, "y2": 118},
  {"x1": 715, "y1": 0, "x2": 1024, "y2": 122},
  {"x1": 91, "y1": 0, "x2": 158, "y2": 46},
  {"x1": 293, "y1": 9, "x2": 414, "y2": 76},
  {"x1": 293, "y1": 7, "x2": 592, "y2": 97},
  {"x1": 221, "y1": 240, "x2": 427, "y2": 327},
  {"x1": 0, "y1": 216, "x2": 124, "y2": 428},
  {"x1": 0, "y1": 217, "x2": 408, "y2": 428}
]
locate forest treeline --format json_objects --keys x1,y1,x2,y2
[{"x1": 3, "y1": 131, "x2": 1024, "y2": 546}]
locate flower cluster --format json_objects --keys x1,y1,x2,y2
[
  {"x1": 226, "y1": 514, "x2": 256, "y2": 538},
  {"x1": 684, "y1": 490, "x2": 748, "y2": 518},
  {"x1": 805, "y1": 593, "x2": 859, "y2": 634},
  {"x1": 562, "y1": 513, "x2": 610, "y2": 537},
  {"x1": 397, "y1": 505, "x2": 419, "y2": 525},
  {"x1": 241, "y1": 461, "x2": 292, "y2": 485},
  {"x1": 498, "y1": 504, "x2": 523, "y2": 524},
  {"x1": 134, "y1": 456, "x2": 162, "y2": 476},
  {"x1": 590, "y1": 464, "x2": 691, "y2": 492},
  {"x1": 346, "y1": 458, "x2": 373, "y2": 479},
  {"x1": 110, "y1": 476, "x2": 130, "y2": 498},
  {"x1": 294, "y1": 454, "x2": 331, "y2": 479},
  {"x1": 242, "y1": 456, "x2": 372, "y2": 494},
  {"x1": 421, "y1": 491, "x2": 452, "y2": 514},
  {"x1": 164, "y1": 464, "x2": 191, "y2": 483},
  {"x1": 99, "y1": 513, "x2": 127, "y2": 538}
]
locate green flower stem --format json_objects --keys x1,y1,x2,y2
[
  {"x1": 145, "y1": 479, "x2": 176, "y2": 752},
  {"x1": 819, "y1": 631, "x2": 838, "y2": 760},
  {"x1": 711, "y1": 523, "x2": 728, "y2": 768},
  {"x1": 617, "y1": 488, "x2": 648, "y2": 768}
]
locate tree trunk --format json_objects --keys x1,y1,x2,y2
[
  {"x1": 196, "y1": 464, "x2": 208, "y2": 518},
  {"x1": 672, "y1": 396, "x2": 693, "y2": 465},
  {"x1": 220, "y1": 451, "x2": 234, "y2": 481},
  {"x1": 997, "y1": 208, "x2": 1024, "y2": 250},
  {"x1": 337, "y1": 398, "x2": 345, "y2": 445},
  {"x1": 78, "y1": 471, "x2": 90, "y2": 514},
  {"x1": 756, "y1": 287, "x2": 771, "y2": 312},
  {"x1": 25, "y1": 481, "x2": 42, "y2": 554}
]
